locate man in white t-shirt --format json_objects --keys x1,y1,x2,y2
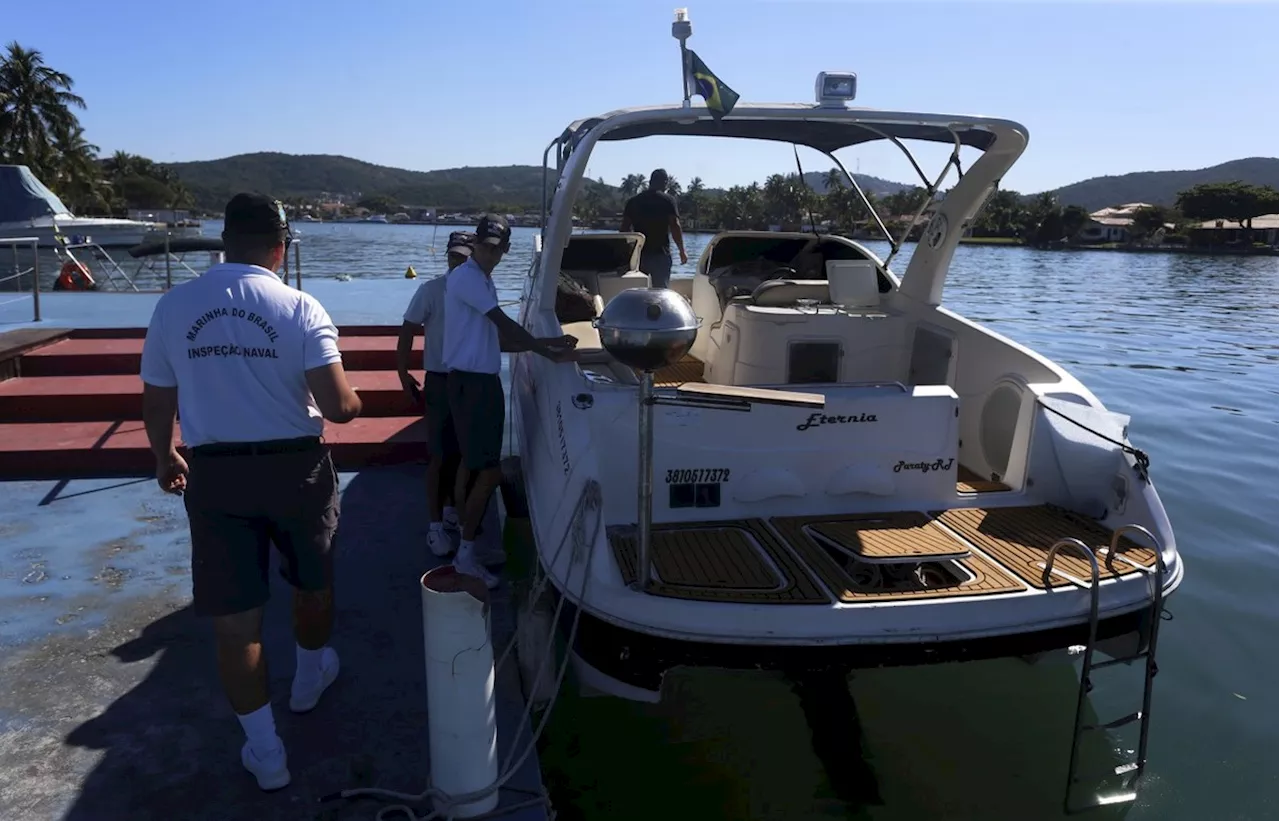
[
  {"x1": 139, "y1": 193, "x2": 363, "y2": 792},
  {"x1": 443, "y1": 214, "x2": 578, "y2": 586},
  {"x1": 396, "y1": 231, "x2": 473, "y2": 558}
]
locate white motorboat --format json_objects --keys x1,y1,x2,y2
[
  {"x1": 0, "y1": 164, "x2": 167, "y2": 248},
  {"x1": 508, "y1": 11, "x2": 1180, "y2": 813}
]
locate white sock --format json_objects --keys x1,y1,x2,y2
[
  {"x1": 457, "y1": 540, "x2": 476, "y2": 562},
  {"x1": 429, "y1": 521, "x2": 444, "y2": 533},
  {"x1": 237, "y1": 703, "x2": 279, "y2": 755},
  {"x1": 296, "y1": 644, "x2": 325, "y2": 687}
]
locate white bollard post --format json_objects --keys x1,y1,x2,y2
[{"x1": 421, "y1": 566, "x2": 500, "y2": 818}]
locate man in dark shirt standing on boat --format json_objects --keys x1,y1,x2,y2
[
  {"x1": 396, "y1": 231, "x2": 473, "y2": 558},
  {"x1": 621, "y1": 168, "x2": 688, "y2": 288},
  {"x1": 443, "y1": 213, "x2": 578, "y2": 587},
  {"x1": 139, "y1": 193, "x2": 362, "y2": 792}
]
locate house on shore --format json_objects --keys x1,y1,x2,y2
[
  {"x1": 1189, "y1": 213, "x2": 1279, "y2": 247},
  {"x1": 1077, "y1": 203, "x2": 1173, "y2": 243}
]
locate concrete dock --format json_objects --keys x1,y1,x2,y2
[
  {"x1": 0, "y1": 283, "x2": 551, "y2": 820},
  {"x1": 0, "y1": 468, "x2": 548, "y2": 820}
]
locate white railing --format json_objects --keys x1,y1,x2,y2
[
  {"x1": 0, "y1": 236, "x2": 305, "y2": 322},
  {"x1": 0, "y1": 238, "x2": 42, "y2": 322}
]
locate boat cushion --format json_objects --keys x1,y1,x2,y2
[{"x1": 750, "y1": 279, "x2": 831, "y2": 307}]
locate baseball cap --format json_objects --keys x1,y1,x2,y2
[
  {"x1": 474, "y1": 213, "x2": 511, "y2": 247},
  {"x1": 223, "y1": 193, "x2": 290, "y2": 240},
  {"x1": 446, "y1": 231, "x2": 475, "y2": 256}
]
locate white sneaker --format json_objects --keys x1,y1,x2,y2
[
  {"x1": 442, "y1": 508, "x2": 460, "y2": 533},
  {"x1": 427, "y1": 528, "x2": 454, "y2": 558},
  {"x1": 289, "y1": 646, "x2": 340, "y2": 713},
  {"x1": 242, "y1": 737, "x2": 290, "y2": 791},
  {"x1": 454, "y1": 552, "x2": 501, "y2": 589}
]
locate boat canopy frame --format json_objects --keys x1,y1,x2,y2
[{"x1": 538, "y1": 103, "x2": 1027, "y2": 271}]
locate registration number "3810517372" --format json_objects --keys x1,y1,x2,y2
[{"x1": 665, "y1": 468, "x2": 731, "y2": 484}]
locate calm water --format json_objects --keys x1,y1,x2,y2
[
  {"x1": 265, "y1": 222, "x2": 1278, "y2": 820},
  {"x1": 30, "y1": 221, "x2": 1280, "y2": 819}
]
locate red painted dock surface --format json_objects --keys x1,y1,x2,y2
[
  {"x1": 19, "y1": 333, "x2": 423, "y2": 376},
  {"x1": 0, "y1": 327, "x2": 429, "y2": 480}
]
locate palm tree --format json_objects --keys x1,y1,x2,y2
[
  {"x1": 103, "y1": 150, "x2": 138, "y2": 178},
  {"x1": 620, "y1": 173, "x2": 646, "y2": 199},
  {"x1": 50, "y1": 122, "x2": 108, "y2": 213},
  {"x1": 0, "y1": 42, "x2": 87, "y2": 182},
  {"x1": 823, "y1": 168, "x2": 845, "y2": 194},
  {"x1": 713, "y1": 183, "x2": 765, "y2": 230},
  {"x1": 683, "y1": 176, "x2": 706, "y2": 229}
]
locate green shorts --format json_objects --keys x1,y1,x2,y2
[{"x1": 446, "y1": 370, "x2": 505, "y2": 471}]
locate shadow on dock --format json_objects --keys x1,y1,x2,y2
[{"x1": 0, "y1": 465, "x2": 543, "y2": 821}]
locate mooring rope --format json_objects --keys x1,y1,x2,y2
[{"x1": 324, "y1": 478, "x2": 604, "y2": 820}]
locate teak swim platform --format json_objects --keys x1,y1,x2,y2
[{"x1": 609, "y1": 505, "x2": 1157, "y2": 605}]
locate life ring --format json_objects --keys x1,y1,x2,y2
[{"x1": 54, "y1": 261, "x2": 96, "y2": 291}]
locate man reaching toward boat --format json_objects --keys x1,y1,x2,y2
[
  {"x1": 396, "y1": 231, "x2": 473, "y2": 558},
  {"x1": 138, "y1": 193, "x2": 362, "y2": 792},
  {"x1": 621, "y1": 167, "x2": 688, "y2": 288},
  {"x1": 443, "y1": 213, "x2": 578, "y2": 586}
]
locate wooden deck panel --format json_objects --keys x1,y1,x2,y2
[
  {"x1": 609, "y1": 519, "x2": 830, "y2": 604},
  {"x1": 653, "y1": 356, "x2": 705, "y2": 387},
  {"x1": 772, "y1": 514, "x2": 1026, "y2": 603},
  {"x1": 807, "y1": 512, "x2": 971, "y2": 561},
  {"x1": 957, "y1": 465, "x2": 1011, "y2": 494},
  {"x1": 937, "y1": 506, "x2": 1158, "y2": 589}
]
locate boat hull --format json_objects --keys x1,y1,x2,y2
[
  {"x1": 0, "y1": 221, "x2": 198, "y2": 249},
  {"x1": 547, "y1": 581, "x2": 1155, "y2": 702}
]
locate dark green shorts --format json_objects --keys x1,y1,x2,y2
[
  {"x1": 424, "y1": 371, "x2": 459, "y2": 459},
  {"x1": 183, "y1": 442, "x2": 338, "y2": 618},
  {"x1": 446, "y1": 370, "x2": 505, "y2": 471}
]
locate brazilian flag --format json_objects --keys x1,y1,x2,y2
[{"x1": 687, "y1": 50, "x2": 739, "y2": 119}]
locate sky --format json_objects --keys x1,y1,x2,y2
[{"x1": 4, "y1": 0, "x2": 1277, "y2": 194}]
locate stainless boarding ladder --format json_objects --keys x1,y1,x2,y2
[{"x1": 1041, "y1": 524, "x2": 1168, "y2": 815}]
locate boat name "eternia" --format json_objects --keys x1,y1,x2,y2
[{"x1": 796, "y1": 412, "x2": 878, "y2": 431}]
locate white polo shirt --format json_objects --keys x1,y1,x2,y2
[
  {"x1": 139, "y1": 262, "x2": 344, "y2": 447},
  {"x1": 403, "y1": 273, "x2": 449, "y2": 374},
  {"x1": 442, "y1": 258, "x2": 501, "y2": 375}
]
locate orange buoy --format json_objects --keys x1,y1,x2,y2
[{"x1": 54, "y1": 260, "x2": 96, "y2": 291}]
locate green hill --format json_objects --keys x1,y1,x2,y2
[
  {"x1": 166, "y1": 153, "x2": 549, "y2": 212},
  {"x1": 1044, "y1": 157, "x2": 1279, "y2": 211},
  {"x1": 166, "y1": 152, "x2": 917, "y2": 212},
  {"x1": 800, "y1": 171, "x2": 912, "y2": 197},
  {"x1": 166, "y1": 151, "x2": 1279, "y2": 215}
]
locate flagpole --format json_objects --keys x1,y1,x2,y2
[{"x1": 673, "y1": 8, "x2": 693, "y2": 108}]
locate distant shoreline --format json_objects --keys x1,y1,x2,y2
[
  {"x1": 274, "y1": 219, "x2": 1278, "y2": 257},
  {"x1": 955, "y1": 236, "x2": 1278, "y2": 256}
]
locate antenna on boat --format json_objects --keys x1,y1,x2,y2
[{"x1": 673, "y1": 8, "x2": 693, "y2": 108}]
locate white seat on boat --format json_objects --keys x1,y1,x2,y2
[
  {"x1": 750, "y1": 279, "x2": 830, "y2": 307},
  {"x1": 598, "y1": 271, "x2": 651, "y2": 306},
  {"x1": 561, "y1": 319, "x2": 609, "y2": 363},
  {"x1": 826, "y1": 259, "x2": 880, "y2": 311}
]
